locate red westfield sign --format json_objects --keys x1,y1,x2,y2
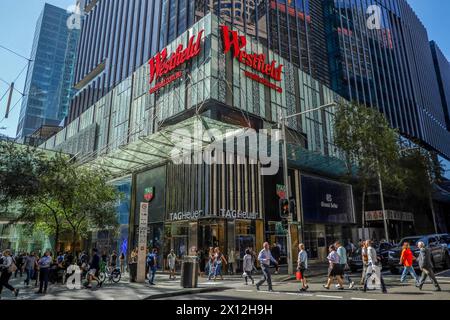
[
  {"x1": 221, "y1": 25, "x2": 283, "y2": 92},
  {"x1": 148, "y1": 30, "x2": 204, "y2": 93}
]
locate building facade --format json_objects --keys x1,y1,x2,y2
[
  {"x1": 43, "y1": 14, "x2": 358, "y2": 263},
  {"x1": 431, "y1": 41, "x2": 450, "y2": 132},
  {"x1": 16, "y1": 4, "x2": 79, "y2": 140}
]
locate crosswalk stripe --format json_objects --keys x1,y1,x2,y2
[
  {"x1": 316, "y1": 295, "x2": 343, "y2": 299},
  {"x1": 351, "y1": 297, "x2": 375, "y2": 301}
]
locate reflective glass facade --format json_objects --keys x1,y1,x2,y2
[
  {"x1": 323, "y1": 0, "x2": 450, "y2": 159},
  {"x1": 431, "y1": 41, "x2": 450, "y2": 131},
  {"x1": 17, "y1": 4, "x2": 79, "y2": 139}
]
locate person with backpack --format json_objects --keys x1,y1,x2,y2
[
  {"x1": 147, "y1": 248, "x2": 158, "y2": 285},
  {"x1": 0, "y1": 249, "x2": 20, "y2": 298},
  {"x1": 243, "y1": 249, "x2": 255, "y2": 285}
]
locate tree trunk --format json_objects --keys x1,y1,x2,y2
[
  {"x1": 71, "y1": 229, "x2": 78, "y2": 256},
  {"x1": 54, "y1": 224, "x2": 60, "y2": 255},
  {"x1": 361, "y1": 186, "x2": 367, "y2": 240}
]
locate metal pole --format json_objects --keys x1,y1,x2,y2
[
  {"x1": 377, "y1": 168, "x2": 389, "y2": 242},
  {"x1": 281, "y1": 116, "x2": 293, "y2": 276}
]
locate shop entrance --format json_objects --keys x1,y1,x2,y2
[{"x1": 198, "y1": 219, "x2": 226, "y2": 253}]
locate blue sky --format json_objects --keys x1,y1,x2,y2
[{"x1": 0, "y1": 0, "x2": 449, "y2": 138}]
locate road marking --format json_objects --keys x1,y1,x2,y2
[
  {"x1": 351, "y1": 297, "x2": 375, "y2": 301},
  {"x1": 285, "y1": 292, "x2": 315, "y2": 297},
  {"x1": 235, "y1": 289, "x2": 253, "y2": 293},
  {"x1": 316, "y1": 295, "x2": 343, "y2": 299}
]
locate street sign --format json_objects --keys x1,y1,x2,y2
[{"x1": 137, "y1": 202, "x2": 149, "y2": 283}]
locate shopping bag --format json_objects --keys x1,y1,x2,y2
[{"x1": 296, "y1": 271, "x2": 303, "y2": 281}]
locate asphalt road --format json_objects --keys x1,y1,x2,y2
[{"x1": 161, "y1": 270, "x2": 450, "y2": 301}]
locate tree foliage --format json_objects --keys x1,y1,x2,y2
[{"x1": 0, "y1": 141, "x2": 120, "y2": 253}]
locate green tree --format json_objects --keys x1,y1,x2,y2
[{"x1": 334, "y1": 102, "x2": 402, "y2": 236}]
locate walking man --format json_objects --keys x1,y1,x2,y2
[
  {"x1": 147, "y1": 248, "x2": 158, "y2": 285},
  {"x1": 37, "y1": 250, "x2": 53, "y2": 294},
  {"x1": 336, "y1": 241, "x2": 355, "y2": 289},
  {"x1": 416, "y1": 241, "x2": 441, "y2": 291},
  {"x1": 24, "y1": 252, "x2": 37, "y2": 286},
  {"x1": 256, "y1": 242, "x2": 278, "y2": 292},
  {"x1": 297, "y1": 243, "x2": 309, "y2": 292}
]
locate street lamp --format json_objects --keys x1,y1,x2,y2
[{"x1": 279, "y1": 102, "x2": 336, "y2": 275}]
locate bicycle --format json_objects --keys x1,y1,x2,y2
[{"x1": 98, "y1": 265, "x2": 121, "y2": 284}]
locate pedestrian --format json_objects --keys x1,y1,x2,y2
[
  {"x1": 271, "y1": 243, "x2": 281, "y2": 274},
  {"x1": 400, "y1": 242, "x2": 419, "y2": 285},
  {"x1": 14, "y1": 252, "x2": 24, "y2": 278},
  {"x1": 336, "y1": 241, "x2": 355, "y2": 289},
  {"x1": 167, "y1": 249, "x2": 177, "y2": 280},
  {"x1": 360, "y1": 240, "x2": 369, "y2": 285},
  {"x1": 109, "y1": 251, "x2": 118, "y2": 270},
  {"x1": 36, "y1": 250, "x2": 53, "y2": 294},
  {"x1": 119, "y1": 252, "x2": 126, "y2": 274},
  {"x1": 147, "y1": 248, "x2": 158, "y2": 285},
  {"x1": 207, "y1": 247, "x2": 215, "y2": 280},
  {"x1": 256, "y1": 242, "x2": 278, "y2": 292},
  {"x1": 0, "y1": 249, "x2": 20, "y2": 298},
  {"x1": 24, "y1": 252, "x2": 37, "y2": 286},
  {"x1": 416, "y1": 241, "x2": 441, "y2": 291},
  {"x1": 213, "y1": 247, "x2": 227, "y2": 281},
  {"x1": 297, "y1": 243, "x2": 309, "y2": 292},
  {"x1": 129, "y1": 248, "x2": 138, "y2": 282},
  {"x1": 323, "y1": 245, "x2": 344, "y2": 290},
  {"x1": 243, "y1": 249, "x2": 255, "y2": 285},
  {"x1": 363, "y1": 240, "x2": 387, "y2": 293},
  {"x1": 227, "y1": 248, "x2": 236, "y2": 275},
  {"x1": 85, "y1": 248, "x2": 101, "y2": 289}
]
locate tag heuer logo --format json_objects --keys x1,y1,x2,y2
[{"x1": 144, "y1": 187, "x2": 154, "y2": 202}]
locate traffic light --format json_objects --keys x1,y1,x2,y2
[
  {"x1": 289, "y1": 199, "x2": 296, "y2": 216},
  {"x1": 279, "y1": 199, "x2": 289, "y2": 219}
]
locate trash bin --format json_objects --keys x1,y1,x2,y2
[{"x1": 180, "y1": 256, "x2": 199, "y2": 288}]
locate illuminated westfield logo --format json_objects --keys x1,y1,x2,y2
[
  {"x1": 148, "y1": 30, "x2": 204, "y2": 93},
  {"x1": 221, "y1": 25, "x2": 283, "y2": 92}
]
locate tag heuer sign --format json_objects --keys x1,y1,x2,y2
[
  {"x1": 144, "y1": 187, "x2": 154, "y2": 202},
  {"x1": 276, "y1": 185, "x2": 286, "y2": 199}
]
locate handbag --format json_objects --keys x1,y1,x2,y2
[
  {"x1": 8, "y1": 262, "x2": 17, "y2": 273},
  {"x1": 296, "y1": 271, "x2": 303, "y2": 281}
]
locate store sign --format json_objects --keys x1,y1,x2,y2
[
  {"x1": 144, "y1": 187, "x2": 155, "y2": 202},
  {"x1": 221, "y1": 25, "x2": 283, "y2": 93},
  {"x1": 168, "y1": 209, "x2": 260, "y2": 221},
  {"x1": 276, "y1": 184, "x2": 286, "y2": 199},
  {"x1": 365, "y1": 210, "x2": 414, "y2": 222},
  {"x1": 301, "y1": 174, "x2": 355, "y2": 224},
  {"x1": 148, "y1": 30, "x2": 204, "y2": 94}
]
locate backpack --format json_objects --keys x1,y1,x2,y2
[{"x1": 147, "y1": 254, "x2": 155, "y2": 267}]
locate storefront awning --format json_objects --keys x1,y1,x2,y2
[{"x1": 81, "y1": 115, "x2": 245, "y2": 177}]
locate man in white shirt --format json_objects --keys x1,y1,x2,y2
[{"x1": 256, "y1": 242, "x2": 278, "y2": 292}]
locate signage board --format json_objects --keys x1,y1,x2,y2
[
  {"x1": 167, "y1": 209, "x2": 261, "y2": 222},
  {"x1": 221, "y1": 25, "x2": 283, "y2": 93},
  {"x1": 148, "y1": 30, "x2": 204, "y2": 94}
]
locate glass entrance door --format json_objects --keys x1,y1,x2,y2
[{"x1": 198, "y1": 220, "x2": 226, "y2": 253}]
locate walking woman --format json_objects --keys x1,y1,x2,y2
[
  {"x1": 214, "y1": 247, "x2": 227, "y2": 281},
  {"x1": 323, "y1": 245, "x2": 344, "y2": 290},
  {"x1": 0, "y1": 250, "x2": 20, "y2": 298},
  {"x1": 119, "y1": 252, "x2": 126, "y2": 274},
  {"x1": 297, "y1": 243, "x2": 309, "y2": 292},
  {"x1": 243, "y1": 249, "x2": 255, "y2": 285},
  {"x1": 207, "y1": 247, "x2": 216, "y2": 280},
  {"x1": 400, "y1": 242, "x2": 419, "y2": 285}
]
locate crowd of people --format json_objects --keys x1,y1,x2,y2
[
  {"x1": 1, "y1": 237, "x2": 444, "y2": 298},
  {"x1": 0, "y1": 248, "x2": 127, "y2": 298}
]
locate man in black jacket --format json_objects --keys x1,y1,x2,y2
[{"x1": 416, "y1": 241, "x2": 441, "y2": 291}]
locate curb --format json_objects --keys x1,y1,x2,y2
[{"x1": 144, "y1": 286, "x2": 229, "y2": 300}]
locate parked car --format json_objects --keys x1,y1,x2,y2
[
  {"x1": 387, "y1": 235, "x2": 450, "y2": 275},
  {"x1": 348, "y1": 242, "x2": 393, "y2": 272}
]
